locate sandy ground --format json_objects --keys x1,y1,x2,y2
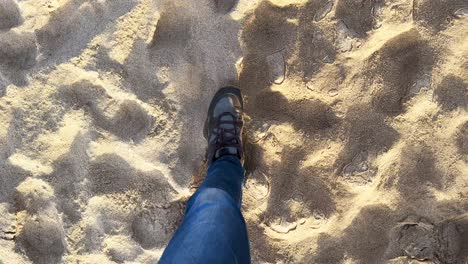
[{"x1": 0, "y1": 0, "x2": 467, "y2": 263}]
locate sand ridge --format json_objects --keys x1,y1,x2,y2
[{"x1": 0, "y1": 0, "x2": 467, "y2": 263}]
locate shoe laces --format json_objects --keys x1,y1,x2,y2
[{"x1": 213, "y1": 112, "x2": 243, "y2": 158}]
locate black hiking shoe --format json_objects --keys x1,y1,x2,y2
[{"x1": 204, "y1": 86, "x2": 244, "y2": 165}]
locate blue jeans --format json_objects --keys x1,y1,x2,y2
[{"x1": 160, "y1": 156, "x2": 251, "y2": 264}]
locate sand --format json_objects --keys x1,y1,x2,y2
[{"x1": 0, "y1": 0, "x2": 467, "y2": 263}]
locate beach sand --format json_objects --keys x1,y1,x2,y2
[{"x1": 0, "y1": 0, "x2": 467, "y2": 263}]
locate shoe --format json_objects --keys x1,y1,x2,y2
[{"x1": 204, "y1": 86, "x2": 244, "y2": 164}]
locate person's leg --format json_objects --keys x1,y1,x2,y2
[
  {"x1": 159, "y1": 155, "x2": 250, "y2": 264},
  {"x1": 199, "y1": 155, "x2": 245, "y2": 206},
  {"x1": 161, "y1": 86, "x2": 249, "y2": 263}
]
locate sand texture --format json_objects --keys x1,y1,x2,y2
[{"x1": 0, "y1": 0, "x2": 467, "y2": 263}]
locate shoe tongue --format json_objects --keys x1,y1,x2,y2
[
  {"x1": 213, "y1": 114, "x2": 239, "y2": 159},
  {"x1": 209, "y1": 114, "x2": 236, "y2": 143}
]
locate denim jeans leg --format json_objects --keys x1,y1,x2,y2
[{"x1": 159, "y1": 156, "x2": 250, "y2": 264}]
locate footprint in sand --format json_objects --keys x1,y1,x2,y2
[
  {"x1": 296, "y1": 20, "x2": 336, "y2": 79},
  {"x1": 335, "y1": 20, "x2": 362, "y2": 53},
  {"x1": 150, "y1": 4, "x2": 191, "y2": 50},
  {"x1": 266, "y1": 51, "x2": 286, "y2": 84},
  {"x1": 369, "y1": 29, "x2": 434, "y2": 115},
  {"x1": 385, "y1": 220, "x2": 435, "y2": 261},
  {"x1": 131, "y1": 205, "x2": 183, "y2": 249},
  {"x1": 241, "y1": 1, "x2": 297, "y2": 56},
  {"x1": 433, "y1": 74, "x2": 467, "y2": 111},
  {"x1": 415, "y1": 0, "x2": 468, "y2": 31},
  {"x1": 334, "y1": 104, "x2": 399, "y2": 178},
  {"x1": 384, "y1": 143, "x2": 443, "y2": 201},
  {"x1": 243, "y1": 172, "x2": 270, "y2": 209},
  {"x1": 36, "y1": 0, "x2": 136, "y2": 59},
  {"x1": 266, "y1": 211, "x2": 326, "y2": 234},
  {"x1": 335, "y1": 0, "x2": 381, "y2": 37},
  {"x1": 254, "y1": 89, "x2": 339, "y2": 133},
  {"x1": 436, "y1": 215, "x2": 468, "y2": 263},
  {"x1": 342, "y1": 151, "x2": 376, "y2": 185},
  {"x1": 386, "y1": 215, "x2": 468, "y2": 263},
  {"x1": 308, "y1": 211, "x2": 328, "y2": 229},
  {"x1": 88, "y1": 154, "x2": 173, "y2": 198},
  {"x1": 59, "y1": 79, "x2": 155, "y2": 142},
  {"x1": 267, "y1": 220, "x2": 298, "y2": 234},
  {"x1": 106, "y1": 100, "x2": 155, "y2": 142}
]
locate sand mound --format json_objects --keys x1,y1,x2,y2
[
  {"x1": 0, "y1": 0, "x2": 467, "y2": 263},
  {"x1": 15, "y1": 178, "x2": 66, "y2": 264},
  {"x1": 368, "y1": 29, "x2": 435, "y2": 115},
  {"x1": 0, "y1": 0, "x2": 23, "y2": 30},
  {"x1": 415, "y1": 0, "x2": 467, "y2": 32},
  {"x1": 335, "y1": 0, "x2": 383, "y2": 37}
]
